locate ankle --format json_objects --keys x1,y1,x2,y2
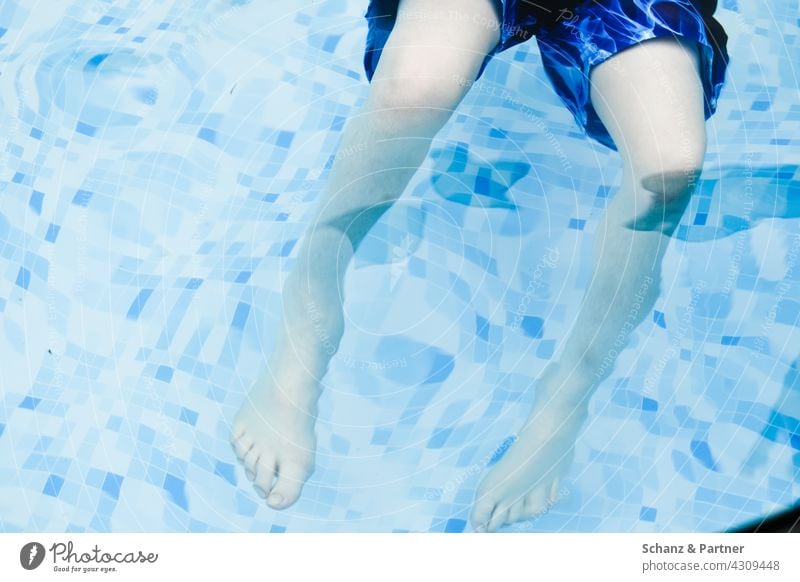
[
  {"x1": 533, "y1": 359, "x2": 601, "y2": 411},
  {"x1": 262, "y1": 364, "x2": 323, "y2": 408},
  {"x1": 277, "y1": 302, "x2": 344, "y2": 360}
]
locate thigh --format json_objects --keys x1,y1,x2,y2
[
  {"x1": 589, "y1": 36, "x2": 707, "y2": 174},
  {"x1": 369, "y1": 0, "x2": 502, "y2": 100}
]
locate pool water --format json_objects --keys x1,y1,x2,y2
[{"x1": 0, "y1": 0, "x2": 798, "y2": 533}]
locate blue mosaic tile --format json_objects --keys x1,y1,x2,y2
[
  {"x1": 163, "y1": 474, "x2": 188, "y2": 511},
  {"x1": 520, "y1": 316, "x2": 544, "y2": 339},
  {"x1": 19, "y1": 396, "x2": 41, "y2": 410},
  {"x1": 43, "y1": 475, "x2": 64, "y2": 497},
  {"x1": 126, "y1": 289, "x2": 153, "y2": 320},
  {"x1": 639, "y1": 506, "x2": 656, "y2": 522},
  {"x1": 102, "y1": 473, "x2": 123, "y2": 500},
  {"x1": 151, "y1": 365, "x2": 173, "y2": 383},
  {"x1": 179, "y1": 407, "x2": 198, "y2": 426},
  {"x1": 214, "y1": 461, "x2": 236, "y2": 485}
]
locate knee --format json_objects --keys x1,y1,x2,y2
[
  {"x1": 641, "y1": 125, "x2": 706, "y2": 199},
  {"x1": 640, "y1": 163, "x2": 703, "y2": 206},
  {"x1": 366, "y1": 75, "x2": 465, "y2": 135},
  {"x1": 628, "y1": 140, "x2": 706, "y2": 232}
]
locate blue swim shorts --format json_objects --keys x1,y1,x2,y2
[{"x1": 363, "y1": 0, "x2": 729, "y2": 151}]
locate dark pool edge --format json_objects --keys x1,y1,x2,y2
[{"x1": 726, "y1": 502, "x2": 800, "y2": 533}]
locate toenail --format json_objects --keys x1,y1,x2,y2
[
  {"x1": 267, "y1": 493, "x2": 284, "y2": 507},
  {"x1": 245, "y1": 469, "x2": 255, "y2": 481},
  {"x1": 253, "y1": 486, "x2": 267, "y2": 499}
]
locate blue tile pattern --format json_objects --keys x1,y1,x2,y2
[{"x1": 0, "y1": 0, "x2": 798, "y2": 533}]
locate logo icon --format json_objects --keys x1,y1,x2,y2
[{"x1": 20, "y1": 542, "x2": 46, "y2": 570}]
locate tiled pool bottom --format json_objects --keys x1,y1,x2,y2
[{"x1": 1, "y1": 0, "x2": 799, "y2": 533}]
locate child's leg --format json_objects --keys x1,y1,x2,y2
[
  {"x1": 232, "y1": 0, "x2": 502, "y2": 510},
  {"x1": 472, "y1": 36, "x2": 707, "y2": 532}
]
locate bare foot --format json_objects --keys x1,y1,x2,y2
[
  {"x1": 231, "y1": 343, "x2": 324, "y2": 509},
  {"x1": 471, "y1": 365, "x2": 589, "y2": 532}
]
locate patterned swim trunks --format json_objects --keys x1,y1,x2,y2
[{"x1": 363, "y1": 0, "x2": 729, "y2": 151}]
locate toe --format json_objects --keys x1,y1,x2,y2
[
  {"x1": 487, "y1": 506, "x2": 509, "y2": 533},
  {"x1": 470, "y1": 497, "x2": 496, "y2": 533},
  {"x1": 548, "y1": 479, "x2": 561, "y2": 504},
  {"x1": 232, "y1": 435, "x2": 253, "y2": 461},
  {"x1": 231, "y1": 420, "x2": 247, "y2": 442},
  {"x1": 523, "y1": 488, "x2": 548, "y2": 519},
  {"x1": 267, "y1": 461, "x2": 312, "y2": 509},
  {"x1": 507, "y1": 501, "x2": 526, "y2": 526},
  {"x1": 253, "y1": 456, "x2": 277, "y2": 493},
  {"x1": 243, "y1": 448, "x2": 259, "y2": 474}
]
